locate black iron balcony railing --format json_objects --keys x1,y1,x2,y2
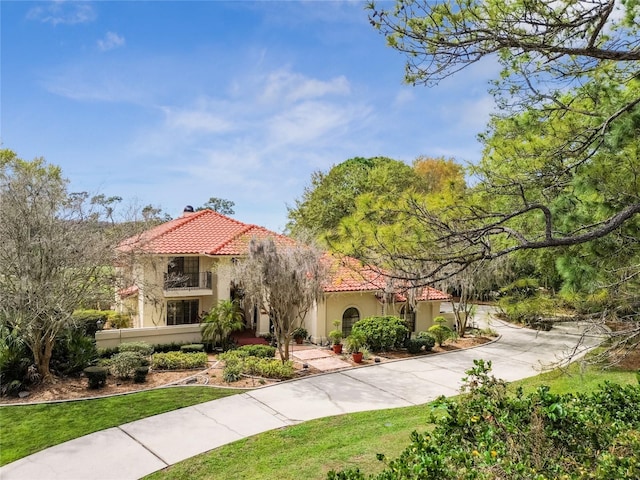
[{"x1": 164, "y1": 271, "x2": 212, "y2": 290}]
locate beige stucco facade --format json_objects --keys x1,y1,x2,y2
[
  {"x1": 116, "y1": 255, "x2": 233, "y2": 328},
  {"x1": 115, "y1": 253, "x2": 451, "y2": 348}
]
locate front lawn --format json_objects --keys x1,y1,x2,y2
[
  {"x1": 145, "y1": 363, "x2": 638, "y2": 480},
  {"x1": 0, "y1": 386, "x2": 240, "y2": 466}
]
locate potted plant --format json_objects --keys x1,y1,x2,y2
[
  {"x1": 345, "y1": 330, "x2": 367, "y2": 363},
  {"x1": 292, "y1": 326, "x2": 308, "y2": 345},
  {"x1": 329, "y1": 320, "x2": 343, "y2": 354}
]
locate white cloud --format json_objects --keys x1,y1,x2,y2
[
  {"x1": 393, "y1": 89, "x2": 415, "y2": 107},
  {"x1": 260, "y1": 70, "x2": 350, "y2": 104},
  {"x1": 162, "y1": 106, "x2": 234, "y2": 134},
  {"x1": 97, "y1": 32, "x2": 125, "y2": 52},
  {"x1": 42, "y1": 67, "x2": 147, "y2": 104},
  {"x1": 27, "y1": 1, "x2": 96, "y2": 26},
  {"x1": 268, "y1": 100, "x2": 370, "y2": 147}
]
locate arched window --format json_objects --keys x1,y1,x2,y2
[{"x1": 342, "y1": 307, "x2": 360, "y2": 337}]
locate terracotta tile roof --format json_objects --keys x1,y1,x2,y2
[
  {"x1": 323, "y1": 256, "x2": 449, "y2": 302},
  {"x1": 118, "y1": 210, "x2": 292, "y2": 256},
  {"x1": 118, "y1": 210, "x2": 448, "y2": 301}
]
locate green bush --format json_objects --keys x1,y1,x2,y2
[
  {"x1": 152, "y1": 351, "x2": 208, "y2": 370},
  {"x1": 109, "y1": 351, "x2": 145, "y2": 379},
  {"x1": 328, "y1": 360, "x2": 640, "y2": 480},
  {"x1": 498, "y1": 293, "x2": 558, "y2": 325},
  {"x1": 237, "y1": 344, "x2": 276, "y2": 358},
  {"x1": 83, "y1": 366, "x2": 108, "y2": 389},
  {"x1": 133, "y1": 366, "x2": 149, "y2": 383},
  {"x1": 406, "y1": 336, "x2": 435, "y2": 354},
  {"x1": 97, "y1": 346, "x2": 119, "y2": 359},
  {"x1": 222, "y1": 362, "x2": 243, "y2": 382},
  {"x1": 151, "y1": 342, "x2": 184, "y2": 353},
  {"x1": 180, "y1": 344, "x2": 205, "y2": 353},
  {"x1": 220, "y1": 347, "x2": 292, "y2": 381},
  {"x1": 50, "y1": 328, "x2": 98, "y2": 376},
  {"x1": 428, "y1": 324, "x2": 453, "y2": 347},
  {"x1": 105, "y1": 311, "x2": 131, "y2": 329},
  {"x1": 0, "y1": 327, "x2": 35, "y2": 396},
  {"x1": 351, "y1": 316, "x2": 408, "y2": 352},
  {"x1": 118, "y1": 341, "x2": 153, "y2": 356},
  {"x1": 71, "y1": 310, "x2": 109, "y2": 337}
]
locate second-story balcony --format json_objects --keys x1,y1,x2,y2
[{"x1": 164, "y1": 271, "x2": 212, "y2": 291}]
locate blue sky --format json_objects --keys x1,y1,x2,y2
[{"x1": 2, "y1": 1, "x2": 497, "y2": 231}]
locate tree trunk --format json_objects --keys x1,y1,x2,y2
[
  {"x1": 32, "y1": 337, "x2": 54, "y2": 384},
  {"x1": 281, "y1": 336, "x2": 291, "y2": 362}
]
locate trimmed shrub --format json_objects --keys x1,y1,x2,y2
[
  {"x1": 118, "y1": 341, "x2": 153, "y2": 356},
  {"x1": 352, "y1": 316, "x2": 409, "y2": 352},
  {"x1": 133, "y1": 366, "x2": 149, "y2": 383},
  {"x1": 105, "y1": 311, "x2": 131, "y2": 329},
  {"x1": 237, "y1": 344, "x2": 276, "y2": 358},
  {"x1": 254, "y1": 359, "x2": 295, "y2": 379},
  {"x1": 243, "y1": 357, "x2": 295, "y2": 379},
  {"x1": 152, "y1": 342, "x2": 184, "y2": 353},
  {"x1": 98, "y1": 346, "x2": 119, "y2": 359},
  {"x1": 110, "y1": 351, "x2": 145, "y2": 379},
  {"x1": 428, "y1": 324, "x2": 453, "y2": 347},
  {"x1": 84, "y1": 366, "x2": 108, "y2": 389},
  {"x1": 152, "y1": 351, "x2": 208, "y2": 370},
  {"x1": 406, "y1": 337, "x2": 435, "y2": 354},
  {"x1": 220, "y1": 347, "x2": 292, "y2": 381},
  {"x1": 72, "y1": 310, "x2": 109, "y2": 337},
  {"x1": 180, "y1": 344, "x2": 205, "y2": 353}
]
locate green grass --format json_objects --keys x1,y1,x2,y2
[
  {"x1": 146, "y1": 364, "x2": 639, "y2": 480},
  {"x1": 0, "y1": 386, "x2": 240, "y2": 466},
  {"x1": 508, "y1": 361, "x2": 638, "y2": 395},
  {"x1": 147, "y1": 405, "x2": 435, "y2": 480}
]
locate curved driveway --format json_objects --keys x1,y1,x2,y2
[{"x1": 1, "y1": 310, "x2": 603, "y2": 480}]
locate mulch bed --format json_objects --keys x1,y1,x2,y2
[{"x1": 1, "y1": 336, "x2": 493, "y2": 405}]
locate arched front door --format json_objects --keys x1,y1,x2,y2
[{"x1": 342, "y1": 307, "x2": 360, "y2": 337}]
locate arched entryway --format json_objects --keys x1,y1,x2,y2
[{"x1": 342, "y1": 307, "x2": 360, "y2": 337}]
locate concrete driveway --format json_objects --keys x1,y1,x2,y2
[{"x1": 0, "y1": 310, "x2": 604, "y2": 480}]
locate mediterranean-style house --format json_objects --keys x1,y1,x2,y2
[{"x1": 105, "y1": 207, "x2": 450, "y2": 348}]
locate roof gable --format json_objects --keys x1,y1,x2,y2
[
  {"x1": 118, "y1": 210, "x2": 291, "y2": 256},
  {"x1": 119, "y1": 210, "x2": 448, "y2": 301}
]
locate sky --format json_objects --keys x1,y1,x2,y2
[{"x1": 1, "y1": 1, "x2": 498, "y2": 232}]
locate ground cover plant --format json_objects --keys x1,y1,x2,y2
[
  {"x1": 328, "y1": 360, "x2": 640, "y2": 479},
  {"x1": 0, "y1": 386, "x2": 240, "y2": 466},
  {"x1": 144, "y1": 361, "x2": 638, "y2": 480}
]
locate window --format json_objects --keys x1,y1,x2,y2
[
  {"x1": 167, "y1": 299, "x2": 200, "y2": 325},
  {"x1": 342, "y1": 307, "x2": 360, "y2": 337},
  {"x1": 167, "y1": 257, "x2": 199, "y2": 288}
]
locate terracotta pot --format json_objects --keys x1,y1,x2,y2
[
  {"x1": 352, "y1": 352, "x2": 363, "y2": 363},
  {"x1": 295, "y1": 337, "x2": 303, "y2": 345},
  {"x1": 332, "y1": 344, "x2": 343, "y2": 354}
]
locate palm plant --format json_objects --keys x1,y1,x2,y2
[{"x1": 200, "y1": 299, "x2": 244, "y2": 351}]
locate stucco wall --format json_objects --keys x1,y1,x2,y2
[
  {"x1": 133, "y1": 255, "x2": 231, "y2": 327},
  {"x1": 96, "y1": 324, "x2": 202, "y2": 349}
]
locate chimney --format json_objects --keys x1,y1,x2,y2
[{"x1": 183, "y1": 205, "x2": 195, "y2": 216}]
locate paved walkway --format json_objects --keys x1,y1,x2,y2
[{"x1": 0, "y1": 310, "x2": 604, "y2": 480}]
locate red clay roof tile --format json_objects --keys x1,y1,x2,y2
[{"x1": 119, "y1": 210, "x2": 448, "y2": 300}]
